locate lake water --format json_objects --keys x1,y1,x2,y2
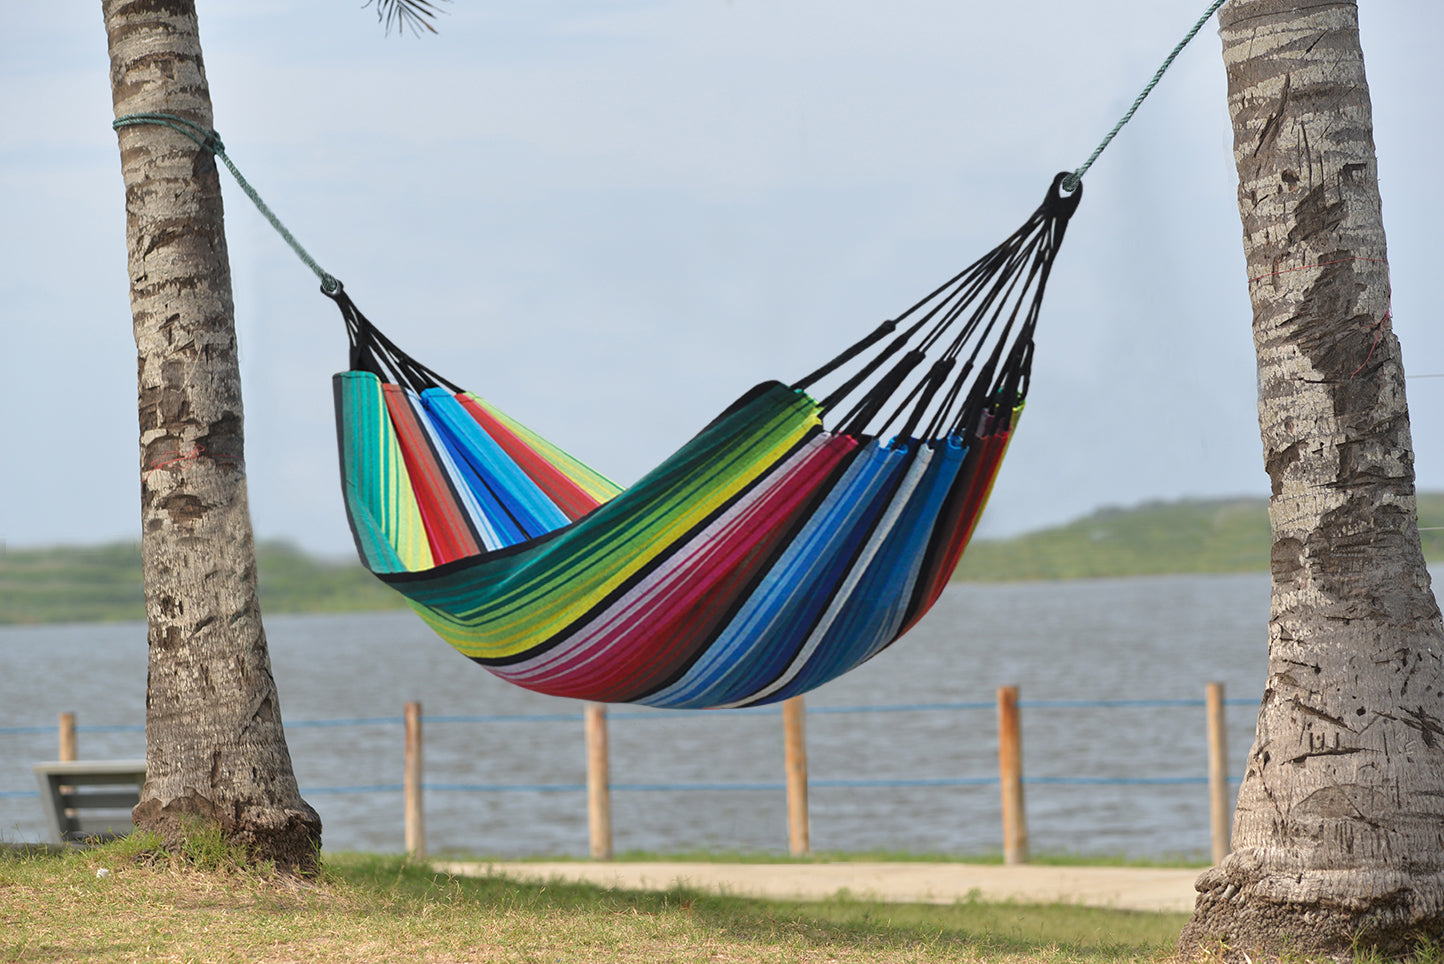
[{"x1": 0, "y1": 574, "x2": 1280, "y2": 859}]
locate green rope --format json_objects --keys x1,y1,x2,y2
[
  {"x1": 1061, "y1": 0, "x2": 1227, "y2": 193},
  {"x1": 111, "y1": 112, "x2": 340, "y2": 293}
]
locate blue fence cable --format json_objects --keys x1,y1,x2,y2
[
  {"x1": 0, "y1": 697, "x2": 1256, "y2": 740},
  {"x1": 2, "y1": 698, "x2": 1251, "y2": 802}
]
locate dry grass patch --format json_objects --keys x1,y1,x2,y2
[{"x1": 2, "y1": 841, "x2": 1187, "y2": 963}]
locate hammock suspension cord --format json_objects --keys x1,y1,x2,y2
[
  {"x1": 110, "y1": 112, "x2": 340, "y2": 294},
  {"x1": 794, "y1": 172, "x2": 1080, "y2": 443},
  {"x1": 109, "y1": 0, "x2": 1225, "y2": 303},
  {"x1": 102, "y1": 0, "x2": 1232, "y2": 709}
]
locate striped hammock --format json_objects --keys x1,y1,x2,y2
[{"x1": 331, "y1": 175, "x2": 1079, "y2": 708}]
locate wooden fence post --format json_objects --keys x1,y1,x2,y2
[
  {"x1": 1206, "y1": 682, "x2": 1231, "y2": 864},
  {"x1": 404, "y1": 701, "x2": 425, "y2": 859},
  {"x1": 585, "y1": 703, "x2": 613, "y2": 860},
  {"x1": 783, "y1": 695, "x2": 810, "y2": 855},
  {"x1": 997, "y1": 684, "x2": 1028, "y2": 865},
  {"x1": 58, "y1": 712, "x2": 78, "y2": 820},
  {"x1": 58, "y1": 712, "x2": 77, "y2": 763}
]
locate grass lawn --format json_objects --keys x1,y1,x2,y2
[{"x1": 1, "y1": 842, "x2": 1190, "y2": 963}]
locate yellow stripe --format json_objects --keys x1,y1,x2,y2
[{"x1": 383, "y1": 420, "x2": 435, "y2": 572}]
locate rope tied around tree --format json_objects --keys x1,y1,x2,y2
[{"x1": 111, "y1": 111, "x2": 341, "y2": 294}]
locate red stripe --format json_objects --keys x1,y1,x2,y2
[
  {"x1": 383, "y1": 385, "x2": 483, "y2": 564},
  {"x1": 457, "y1": 396, "x2": 604, "y2": 521},
  {"x1": 506, "y1": 437, "x2": 856, "y2": 702}
]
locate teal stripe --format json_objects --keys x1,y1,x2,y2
[{"x1": 336, "y1": 374, "x2": 407, "y2": 573}]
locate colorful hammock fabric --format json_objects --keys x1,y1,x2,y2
[{"x1": 331, "y1": 175, "x2": 1080, "y2": 708}]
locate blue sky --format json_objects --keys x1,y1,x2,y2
[{"x1": 2, "y1": 2, "x2": 1441, "y2": 558}]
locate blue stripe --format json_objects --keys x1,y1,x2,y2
[
  {"x1": 764, "y1": 438, "x2": 964, "y2": 702},
  {"x1": 409, "y1": 390, "x2": 528, "y2": 546},
  {"x1": 638, "y1": 442, "x2": 905, "y2": 708},
  {"x1": 405, "y1": 388, "x2": 503, "y2": 550},
  {"x1": 421, "y1": 389, "x2": 570, "y2": 540}
]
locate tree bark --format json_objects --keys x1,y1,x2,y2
[
  {"x1": 103, "y1": 0, "x2": 321, "y2": 872},
  {"x1": 1179, "y1": 1, "x2": 1444, "y2": 956}
]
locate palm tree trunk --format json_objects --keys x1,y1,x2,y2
[
  {"x1": 103, "y1": 0, "x2": 321, "y2": 871},
  {"x1": 1179, "y1": 1, "x2": 1444, "y2": 955}
]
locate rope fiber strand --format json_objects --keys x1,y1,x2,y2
[
  {"x1": 1060, "y1": 0, "x2": 1227, "y2": 193},
  {"x1": 111, "y1": 111, "x2": 340, "y2": 293}
]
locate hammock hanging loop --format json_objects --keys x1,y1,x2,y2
[{"x1": 1045, "y1": 170, "x2": 1084, "y2": 217}]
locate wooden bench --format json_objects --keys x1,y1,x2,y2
[{"x1": 32, "y1": 760, "x2": 146, "y2": 844}]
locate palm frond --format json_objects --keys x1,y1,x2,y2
[{"x1": 366, "y1": 0, "x2": 449, "y2": 37}]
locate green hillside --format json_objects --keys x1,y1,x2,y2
[
  {"x1": 5, "y1": 494, "x2": 1444, "y2": 623},
  {"x1": 0, "y1": 541, "x2": 405, "y2": 626},
  {"x1": 952, "y1": 492, "x2": 1444, "y2": 582}
]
